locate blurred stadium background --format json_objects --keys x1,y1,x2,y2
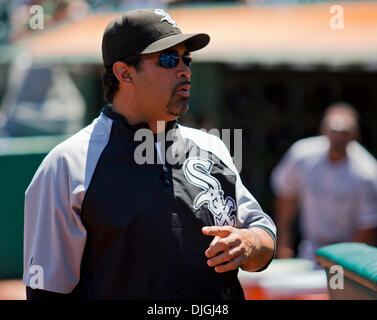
[{"x1": 0, "y1": 0, "x2": 376, "y2": 300}]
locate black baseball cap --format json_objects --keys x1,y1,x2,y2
[{"x1": 102, "y1": 8, "x2": 210, "y2": 68}]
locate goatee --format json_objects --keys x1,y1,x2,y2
[{"x1": 166, "y1": 86, "x2": 189, "y2": 116}]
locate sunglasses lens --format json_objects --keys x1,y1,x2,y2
[
  {"x1": 158, "y1": 52, "x2": 192, "y2": 68},
  {"x1": 182, "y1": 56, "x2": 192, "y2": 68},
  {"x1": 159, "y1": 53, "x2": 179, "y2": 68}
]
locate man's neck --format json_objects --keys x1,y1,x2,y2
[
  {"x1": 111, "y1": 100, "x2": 143, "y2": 126},
  {"x1": 328, "y1": 149, "x2": 347, "y2": 164},
  {"x1": 111, "y1": 100, "x2": 171, "y2": 134}
]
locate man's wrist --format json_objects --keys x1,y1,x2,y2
[{"x1": 240, "y1": 227, "x2": 275, "y2": 272}]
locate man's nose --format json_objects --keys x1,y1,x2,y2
[{"x1": 176, "y1": 60, "x2": 191, "y2": 80}]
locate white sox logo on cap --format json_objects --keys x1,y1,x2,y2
[{"x1": 154, "y1": 9, "x2": 179, "y2": 29}]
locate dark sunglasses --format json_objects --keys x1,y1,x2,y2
[{"x1": 141, "y1": 51, "x2": 192, "y2": 69}]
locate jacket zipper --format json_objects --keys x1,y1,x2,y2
[{"x1": 155, "y1": 142, "x2": 170, "y2": 185}]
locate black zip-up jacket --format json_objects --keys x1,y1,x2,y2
[{"x1": 24, "y1": 106, "x2": 276, "y2": 299}]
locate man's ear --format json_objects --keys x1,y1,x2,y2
[{"x1": 113, "y1": 61, "x2": 133, "y2": 84}]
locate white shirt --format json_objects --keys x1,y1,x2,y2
[{"x1": 271, "y1": 136, "x2": 377, "y2": 261}]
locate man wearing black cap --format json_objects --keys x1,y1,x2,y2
[{"x1": 23, "y1": 8, "x2": 276, "y2": 300}]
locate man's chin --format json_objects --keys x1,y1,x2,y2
[{"x1": 167, "y1": 101, "x2": 189, "y2": 117}]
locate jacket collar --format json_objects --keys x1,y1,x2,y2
[
  {"x1": 102, "y1": 105, "x2": 178, "y2": 134},
  {"x1": 102, "y1": 105, "x2": 187, "y2": 166}
]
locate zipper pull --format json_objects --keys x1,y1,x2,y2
[
  {"x1": 162, "y1": 165, "x2": 170, "y2": 185},
  {"x1": 155, "y1": 141, "x2": 170, "y2": 185}
]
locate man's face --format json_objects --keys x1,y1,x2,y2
[
  {"x1": 131, "y1": 43, "x2": 192, "y2": 124},
  {"x1": 322, "y1": 111, "x2": 358, "y2": 153},
  {"x1": 327, "y1": 129, "x2": 352, "y2": 153}
]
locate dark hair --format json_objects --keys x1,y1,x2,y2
[{"x1": 102, "y1": 55, "x2": 142, "y2": 104}]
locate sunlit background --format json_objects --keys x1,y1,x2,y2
[{"x1": 0, "y1": 0, "x2": 376, "y2": 300}]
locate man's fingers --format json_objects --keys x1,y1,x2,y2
[
  {"x1": 203, "y1": 227, "x2": 261, "y2": 273},
  {"x1": 204, "y1": 227, "x2": 241, "y2": 258},
  {"x1": 207, "y1": 249, "x2": 237, "y2": 267},
  {"x1": 205, "y1": 239, "x2": 229, "y2": 258},
  {"x1": 209, "y1": 236, "x2": 221, "y2": 247},
  {"x1": 205, "y1": 234, "x2": 241, "y2": 257},
  {"x1": 202, "y1": 226, "x2": 233, "y2": 238},
  {"x1": 213, "y1": 256, "x2": 243, "y2": 273}
]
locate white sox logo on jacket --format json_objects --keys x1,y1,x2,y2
[{"x1": 183, "y1": 157, "x2": 236, "y2": 227}]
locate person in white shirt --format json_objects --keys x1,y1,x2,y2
[{"x1": 270, "y1": 102, "x2": 377, "y2": 264}]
